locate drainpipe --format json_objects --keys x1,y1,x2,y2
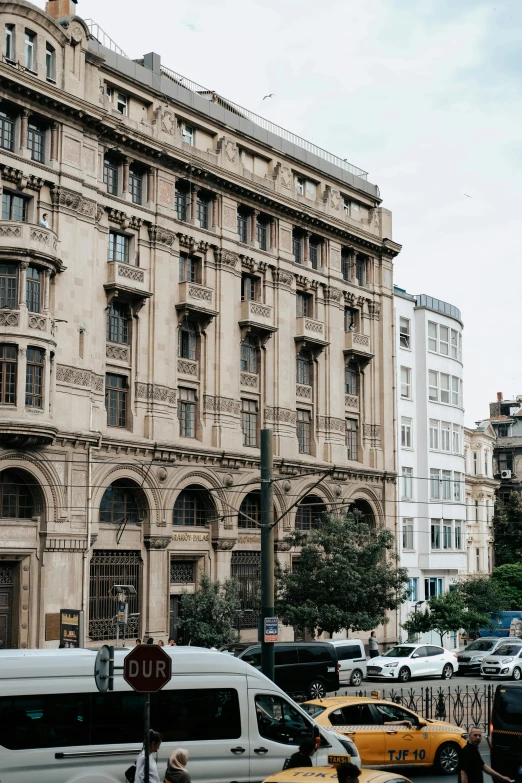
[{"x1": 81, "y1": 420, "x2": 102, "y2": 641}]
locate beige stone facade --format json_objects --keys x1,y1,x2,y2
[
  {"x1": 464, "y1": 423, "x2": 498, "y2": 575},
  {"x1": 0, "y1": 0, "x2": 400, "y2": 649}
]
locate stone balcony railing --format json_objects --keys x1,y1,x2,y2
[
  {"x1": 240, "y1": 299, "x2": 273, "y2": 328},
  {"x1": 344, "y1": 331, "x2": 374, "y2": 363},
  {"x1": 178, "y1": 281, "x2": 214, "y2": 310},
  {"x1": 0, "y1": 308, "x2": 54, "y2": 337},
  {"x1": 107, "y1": 260, "x2": 149, "y2": 293},
  {"x1": 345, "y1": 393, "x2": 359, "y2": 410},
  {"x1": 0, "y1": 221, "x2": 60, "y2": 265},
  {"x1": 295, "y1": 316, "x2": 328, "y2": 347}
]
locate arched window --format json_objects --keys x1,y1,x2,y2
[
  {"x1": 174, "y1": 485, "x2": 214, "y2": 527},
  {"x1": 296, "y1": 349, "x2": 312, "y2": 386},
  {"x1": 238, "y1": 491, "x2": 260, "y2": 529},
  {"x1": 345, "y1": 361, "x2": 358, "y2": 395},
  {"x1": 240, "y1": 336, "x2": 258, "y2": 374},
  {"x1": 295, "y1": 495, "x2": 326, "y2": 531},
  {"x1": 0, "y1": 470, "x2": 38, "y2": 518},
  {"x1": 178, "y1": 320, "x2": 197, "y2": 360},
  {"x1": 99, "y1": 479, "x2": 145, "y2": 525},
  {"x1": 350, "y1": 498, "x2": 375, "y2": 528}
]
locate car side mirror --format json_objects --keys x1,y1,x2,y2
[
  {"x1": 417, "y1": 719, "x2": 427, "y2": 728},
  {"x1": 411, "y1": 653, "x2": 419, "y2": 658}
]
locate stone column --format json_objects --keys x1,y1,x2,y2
[
  {"x1": 43, "y1": 270, "x2": 51, "y2": 315},
  {"x1": 50, "y1": 122, "x2": 59, "y2": 162},
  {"x1": 320, "y1": 239, "x2": 327, "y2": 270},
  {"x1": 250, "y1": 209, "x2": 259, "y2": 247},
  {"x1": 212, "y1": 194, "x2": 219, "y2": 228},
  {"x1": 122, "y1": 157, "x2": 130, "y2": 197},
  {"x1": 351, "y1": 249, "x2": 358, "y2": 283},
  {"x1": 366, "y1": 257, "x2": 374, "y2": 285},
  {"x1": 146, "y1": 168, "x2": 155, "y2": 205},
  {"x1": 16, "y1": 347, "x2": 26, "y2": 411},
  {"x1": 303, "y1": 231, "x2": 310, "y2": 266},
  {"x1": 190, "y1": 185, "x2": 199, "y2": 223},
  {"x1": 20, "y1": 110, "x2": 30, "y2": 155},
  {"x1": 19, "y1": 262, "x2": 28, "y2": 310},
  {"x1": 270, "y1": 218, "x2": 277, "y2": 251}
]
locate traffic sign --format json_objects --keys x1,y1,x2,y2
[
  {"x1": 94, "y1": 645, "x2": 112, "y2": 693},
  {"x1": 264, "y1": 616, "x2": 278, "y2": 642},
  {"x1": 123, "y1": 644, "x2": 172, "y2": 693}
]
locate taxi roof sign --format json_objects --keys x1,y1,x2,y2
[
  {"x1": 327, "y1": 754, "x2": 351, "y2": 767},
  {"x1": 370, "y1": 689, "x2": 381, "y2": 699}
]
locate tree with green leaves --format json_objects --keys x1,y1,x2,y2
[
  {"x1": 402, "y1": 590, "x2": 494, "y2": 645},
  {"x1": 179, "y1": 573, "x2": 241, "y2": 647},
  {"x1": 457, "y1": 575, "x2": 509, "y2": 616},
  {"x1": 493, "y1": 492, "x2": 522, "y2": 565},
  {"x1": 276, "y1": 512, "x2": 409, "y2": 636},
  {"x1": 492, "y1": 563, "x2": 522, "y2": 610}
]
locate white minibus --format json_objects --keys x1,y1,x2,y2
[{"x1": 0, "y1": 647, "x2": 359, "y2": 783}]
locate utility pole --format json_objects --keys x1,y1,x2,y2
[{"x1": 260, "y1": 428, "x2": 275, "y2": 681}]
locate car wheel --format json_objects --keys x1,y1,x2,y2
[
  {"x1": 307, "y1": 679, "x2": 326, "y2": 699},
  {"x1": 441, "y1": 663, "x2": 453, "y2": 680},
  {"x1": 513, "y1": 667, "x2": 521, "y2": 681},
  {"x1": 350, "y1": 669, "x2": 363, "y2": 687},
  {"x1": 398, "y1": 666, "x2": 411, "y2": 683},
  {"x1": 435, "y1": 742, "x2": 461, "y2": 775}
]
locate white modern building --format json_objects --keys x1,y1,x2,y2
[
  {"x1": 394, "y1": 288, "x2": 467, "y2": 648},
  {"x1": 464, "y1": 423, "x2": 498, "y2": 575}
]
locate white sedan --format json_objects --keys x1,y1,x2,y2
[{"x1": 366, "y1": 643, "x2": 459, "y2": 683}]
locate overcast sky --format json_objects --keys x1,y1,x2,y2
[{"x1": 46, "y1": 0, "x2": 522, "y2": 425}]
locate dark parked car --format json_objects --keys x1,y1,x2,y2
[
  {"x1": 491, "y1": 683, "x2": 522, "y2": 780},
  {"x1": 238, "y1": 641, "x2": 340, "y2": 698}
]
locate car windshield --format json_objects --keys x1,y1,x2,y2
[
  {"x1": 495, "y1": 645, "x2": 522, "y2": 657},
  {"x1": 382, "y1": 646, "x2": 415, "y2": 658},
  {"x1": 465, "y1": 640, "x2": 497, "y2": 652},
  {"x1": 301, "y1": 703, "x2": 326, "y2": 718}
]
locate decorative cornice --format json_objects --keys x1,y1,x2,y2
[
  {"x1": 135, "y1": 382, "x2": 176, "y2": 406},
  {"x1": 317, "y1": 416, "x2": 345, "y2": 433},
  {"x1": 213, "y1": 248, "x2": 239, "y2": 268},
  {"x1": 107, "y1": 208, "x2": 142, "y2": 230},
  {"x1": 265, "y1": 407, "x2": 297, "y2": 426},
  {"x1": 56, "y1": 364, "x2": 104, "y2": 393},
  {"x1": 275, "y1": 540, "x2": 291, "y2": 552},
  {"x1": 212, "y1": 538, "x2": 237, "y2": 551},
  {"x1": 204, "y1": 395, "x2": 241, "y2": 416},
  {"x1": 144, "y1": 535, "x2": 171, "y2": 550},
  {"x1": 148, "y1": 224, "x2": 177, "y2": 247},
  {"x1": 1, "y1": 164, "x2": 43, "y2": 192},
  {"x1": 50, "y1": 186, "x2": 97, "y2": 219}
]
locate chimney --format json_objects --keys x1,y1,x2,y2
[
  {"x1": 497, "y1": 392, "x2": 503, "y2": 401},
  {"x1": 45, "y1": 0, "x2": 77, "y2": 19}
]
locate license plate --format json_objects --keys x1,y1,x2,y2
[
  {"x1": 484, "y1": 668, "x2": 497, "y2": 673},
  {"x1": 368, "y1": 668, "x2": 380, "y2": 674}
]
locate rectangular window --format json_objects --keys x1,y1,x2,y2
[
  {"x1": 24, "y1": 30, "x2": 35, "y2": 71},
  {"x1": 240, "y1": 337, "x2": 257, "y2": 374},
  {"x1": 458, "y1": 333, "x2": 462, "y2": 362},
  {"x1": 440, "y1": 373, "x2": 450, "y2": 404},
  {"x1": 341, "y1": 250, "x2": 350, "y2": 281},
  {"x1": 400, "y1": 366, "x2": 411, "y2": 399},
  {"x1": 178, "y1": 323, "x2": 197, "y2": 360},
  {"x1": 442, "y1": 469, "x2": 452, "y2": 500},
  {"x1": 175, "y1": 186, "x2": 189, "y2": 221},
  {"x1": 453, "y1": 472, "x2": 462, "y2": 501},
  {"x1": 428, "y1": 370, "x2": 438, "y2": 401},
  {"x1": 129, "y1": 169, "x2": 142, "y2": 205},
  {"x1": 345, "y1": 419, "x2": 358, "y2": 461},
  {"x1": 475, "y1": 500, "x2": 479, "y2": 521},
  {"x1": 5, "y1": 25, "x2": 14, "y2": 61},
  {"x1": 425, "y1": 576, "x2": 443, "y2": 598},
  {"x1": 452, "y1": 424, "x2": 461, "y2": 454},
  {"x1": 26, "y1": 267, "x2": 41, "y2": 313},
  {"x1": 297, "y1": 409, "x2": 311, "y2": 454},
  {"x1": 402, "y1": 520, "x2": 414, "y2": 550},
  {"x1": 309, "y1": 239, "x2": 319, "y2": 270},
  {"x1": 155, "y1": 688, "x2": 241, "y2": 742},
  {"x1": 116, "y1": 93, "x2": 128, "y2": 116},
  {"x1": 241, "y1": 275, "x2": 256, "y2": 302},
  {"x1": 105, "y1": 374, "x2": 127, "y2": 427},
  {"x1": 428, "y1": 321, "x2": 437, "y2": 352},
  {"x1": 256, "y1": 218, "x2": 267, "y2": 251},
  {"x1": 25, "y1": 347, "x2": 43, "y2": 408},
  {"x1": 292, "y1": 233, "x2": 302, "y2": 264},
  {"x1": 305, "y1": 180, "x2": 316, "y2": 200},
  {"x1": 443, "y1": 524, "x2": 452, "y2": 550},
  {"x1": 345, "y1": 308, "x2": 358, "y2": 332},
  {"x1": 296, "y1": 177, "x2": 304, "y2": 195},
  {"x1": 430, "y1": 468, "x2": 440, "y2": 499},
  {"x1": 439, "y1": 325, "x2": 449, "y2": 356},
  {"x1": 296, "y1": 292, "x2": 310, "y2": 317},
  {"x1": 402, "y1": 467, "x2": 413, "y2": 499},
  {"x1": 401, "y1": 417, "x2": 412, "y2": 449},
  {"x1": 455, "y1": 524, "x2": 461, "y2": 550},
  {"x1": 430, "y1": 521, "x2": 441, "y2": 550},
  {"x1": 399, "y1": 317, "x2": 410, "y2": 349},
  {"x1": 179, "y1": 254, "x2": 197, "y2": 283},
  {"x1": 476, "y1": 547, "x2": 480, "y2": 571},
  {"x1": 242, "y1": 399, "x2": 257, "y2": 447},
  {"x1": 355, "y1": 257, "x2": 365, "y2": 285},
  {"x1": 109, "y1": 232, "x2": 130, "y2": 263},
  {"x1": 429, "y1": 419, "x2": 439, "y2": 450},
  {"x1": 182, "y1": 124, "x2": 194, "y2": 145},
  {"x1": 28, "y1": 124, "x2": 44, "y2": 163},
  {"x1": 473, "y1": 452, "x2": 478, "y2": 475},
  {"x1": 0, "y1": 344, "x2": 17, "y2": 405},
  {"x1": 103, "y1": 158, "x2": 118, "y2": 195},
  {"x1": 0, "y1": 263, "x2": 18, "y2": 308},
  {"x1": 2, "y1": 192, "x2": 27, "y2": 222},
  {"x1": 0, "y1": 111, "x2": 14, "y2": 151},
  {"x1": 106, "y1": 302, "x2": 129, "y2": 344},
  {"x1": 440, "y1": 421, "x2": 450, "y2": 452},
  {"x1": 237, "y1": 210, "x2": 248, "y2": 243},
  {"x1": 451, "y1": 375, "x2": 460, "y2": 406},
  {"x1": 45, "y1": 43, "x2": 55, "y2": 80},
  {"x1": 197, "y1": 196, "x2": 209, "y2": 229},
  {"x1": 178, "y1": 387, "x2": 196, "y2": 437},
  {"x1": 408, "y1": 577, "x2": 418, "y2": 602},
  {"x1": 451, "y1": 329, "x2": 458, "y2": 359}
]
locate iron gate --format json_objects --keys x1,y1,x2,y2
[
  {"x1": 231, "y1": 550, "x2": 260, "y2": 629},
  {"x1": 89, "y1": 550, "x2": 142, "y2": 641},
  {"x1": 0, "y1": 565, "x2": 14, "y2": 650}
]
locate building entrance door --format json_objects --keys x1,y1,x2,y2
[{"x1": 0, "y1": 565, "x2": 14, "y2": 649}]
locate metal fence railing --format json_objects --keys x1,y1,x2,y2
[{"x1": 84, "y1": 20, "x2": 129, "y2": 59}]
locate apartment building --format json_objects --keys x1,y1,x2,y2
[
  {"x1": 464, "y1": 422, "x2": 497, "y2": 575},
  {"x1": 394, "y1": 288, "x2": 466, "y2": 648},
  {"x1": 0, "y1": 0, "x2": 401, "y2": 649}
]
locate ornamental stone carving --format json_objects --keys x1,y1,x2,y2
[
  {"x1": 212, "y1": 538, "x2": 236, "y2": 551},
  {"x1": 296, "y1": 384, "x2": 312, "y2": 399},
  {"x1": 28, "y1": 315, "x2": 47, "y2": 331},
  {"x1": 329, "y1": 188, "x2": 341, "y2": 210},
  {"x1": 280, "y1": 166, "x2": 292, "y2": 189},
  {"x1": 160, "y1": 109, "x2": 176, "y2": 135},
  {"x1": 316, "y1": 416, "x2": 345, "y2": 433},
  {"x1": 0, "y1": 224, "x2": 21, "y2": 238},
  {"x1": 304, "y1": 319, "x2": 324, "y2": 334},
  {"x1": 214, "y1": 248, "x2": 238, "y2": 268},
  {"x1": 240, "y1": 372, "x2": 258, "y2": 388},
  {"x1": 275, "y1": 541, "x2": 291, "y2": 552},
  {"x1": 188, "y1": 285, "x2": 212, "y2": 302},
  {"x1": 224, "y1": 140, "x2": 237, "y2": 163},
  {"x1": 345, "y1": 394, "x2": 359, "y2": 409},
  {"x1": 29, "y1": 227, "x2": 58, "y2": 252},
  {"x1": 50, "y1": 186, "x2": 97, "y2": 218},
  {"x1": 135, "y1": 382, "x2": 176, "y2": 405},
  {"x1": 118, "y1": 264, "x2": 145, "y2": 283},
  {"x1": 56, "y1": 364, "x2": 91, "y2": 388},
  {"x1": 144, "y1": 536, "x2": 171, "y2": 550},
  {"x1": 204, "y1": 395, "x2": 241, "y2": 415},
  {"x1": 106, "y1": 344, "x2": 129, "y2": 362},
  {"x1": 363, "y1": 424, "x2": 381, "y2": 442},
  {"x1": 249, "y1": 302, "x2": 271, "y2": 318},
  {"x1": 148, "y1": 225, "x2": 176, "y2": 247},
  {"x1": 368, "y1": 301, "x2": 381, "y2": 320},
  {"x1": 265, "y1": 407, "x2": 296, "y2": 426},
  {"x1": 272, "y1": 268, "x2": 294, "y2": 287},
  {"x1": 0, "y1": 312, "x2": 19, "y2": 327},
  {"x1": 324, "y1": 286, "x2": 343, "y2": 304},
  {"x1": 177, "y1": 359, "x2": 198, "y2": 376}
]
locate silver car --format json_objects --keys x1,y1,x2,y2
[
  {"x1": 457, "y1": 637, "x2": 505, "y2": 674},
  {"x1": 481, "y1": 641, "x2": 522, "y2": 680}
]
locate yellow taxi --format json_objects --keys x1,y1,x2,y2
[
  {"x1": 301, "y1": 696, "x2": 468, "y2": 774},
  {"x1": 263, "y1": 756, "x2": 413, "y2": 783}
]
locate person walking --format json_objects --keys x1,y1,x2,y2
[
  {"x1": 458, "y1": 727, "x2": 511, "y2": 783},
  {"x1": 369, "y1": 632, "x2": 379, "y2": 658},
  {"x1": 135, "y1": 638, "x2": 141, "y2": 646},
  {"x1": 135, "y1": 729, "x2": 162, "y2": 783},
  {"x1": 337, "y1": 762, "x2": 361, "y2": 783},
  {"x1": 168, "y1": 638, "x2": 176, "y2": 646},
  {"x1": 164, "y1": 748, "x2": 191, "y2": 783},
  {"x1": 285, "y1": 738, "x2": 317, "y2": 769},
  {"x1": 146, "y1": 637, "x2": 154, "y2": 645},
  {"x1": 158, "y1": 639, "x2": 165, "y2": 647}
]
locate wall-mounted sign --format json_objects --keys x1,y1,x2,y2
[
  {"x1": 60, "y1": 609, "x2": 84, "y2": 648},
  {"x1": 264, "y1": 617, "x2": 278, "y2": 642}
]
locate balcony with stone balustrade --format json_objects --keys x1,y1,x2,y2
[
  {"x1": 239, "y1": 299, "x2": 277, "y2": 341},
  {"x1": 295, "y1": 316, "x2": 329, "y2": 349},
  {"x1": 344, "y1": 331, "x2": 374, "y2": 365},
  {"x1": 176, "y1": 281, "x2": 218, "y2": 327},
  {"x1": 0, "y1": 221, "x2": 61, "y2": 271}
]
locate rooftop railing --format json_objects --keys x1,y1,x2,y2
[{"x1": 84, "y1": 20, "x2": 129, "y2": 59}]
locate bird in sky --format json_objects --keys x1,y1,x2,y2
[
  {"x1": 263, "y1": 93, "x2": 275, "y2": 100},
  {"x1": 463, "y1": 193, "x2": 473, "y2": 198}
]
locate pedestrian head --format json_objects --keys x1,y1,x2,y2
[
  {"x1": 135, "y1": 638, "x2": 141, "y2": 645},
  {"x1": 337, "y1": 762, "x2": 361, "y2": 783},
  {"x1": 169, "y1": 748, "x2": 189, "y2": 770},
  {"x1": 468, "y1": 727, "x2": 482, "y2": 745},
  {"x1": 42, "y1": 213, "x2": 48, "y2": 220},
  {"x1": 146, "y1": 637, "x2": 154, "y2": 645},
  {"x1": 148, "y1": 729, "x2": 162, "y2": 753},
  {"x1": 371, "y1": 631, "x2": 376, "y2": 638},
  {"x1": 168, "y1": 638, "x2": 176, "y2": 646},
  {"x1": 299, "y1": 738, "x2": 317, "y2": 757},
  {"x1": 158, "y1": 639, "x2": 164, "y2": 647}
]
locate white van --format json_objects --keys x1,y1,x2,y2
[
  {"x1": 326, "y1": 640, "x2": 367, "y2": 687},
  {"x1": 0, "y1": 647, "x2": 360, "y2": 783}
]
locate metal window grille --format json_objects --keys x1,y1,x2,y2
[
  {"x1": 238, "y1": 491, "x2": 260, "y2": 529},
  {"x1": 295, "y1": 496, "x2": 325, "y2": 530},
  {"x1": 341, "y1": 252, "x2": 350, "y2": 281},
  {"x1": 197, "y1": 196, "x2": 209, "y2": 229},
  {"x1": 297, "y1": 409, "x2": 311, "y2": 454},
  {"x1": 292, "y1": 234, "x2": 302, "y2": 263},
  {"x1": 25, "y1": 347, "x2": 43, "y2": 408},
  {"x1": 88, "y1": 550, "x2": 142, "y2": 641},
  {"x1": 99, "y1": 480, "x2": 142, "y2": 525},
  {"x1": 106, "y1": 302, "x2": 129, "y2": 344},
  {"x1": 173, "y1": 488, "x2": 208, "y2": 526},
  {"x1": 241, "y1": 276, "x2": 256, "y2": 301},
  {"x1": 242, "y1": 400, "x2": 257, "y2": 447},
  {"x1": 345, "y1": 362, "x2": 357, "y2": 395},
  {"x1": 0, "y1": 115, "x2": 14, "y2": 151},
  {"x1": 346, "y1": 419, "x2": 358, "y2": 461},
  {"x1": 237, "y1": 211, "x2": 248, "y2": 243},
  {"x1": 296, "y1": 351, "x2": 311, "y2": 385},
  {"x1": 0, "y1": 264, "x2": 18, "y2": 309},
  {"x1": 231, "y1": 551, "x2": 260, "y2": 627},
  {"x1": 26, "y1": 268, "x2": 41, "y2": 314},
  {"x1": 129, "y1": 171, "x2": 142, "y2": 204},
  {"x1": 176, "y1": 187, "x2": 189, "y2": 221},
  {"x1": 105, "y1": 374, "x2": 128, "y2": 427},
  {"x1": 0, "y1": 470, "x2": 34, "y2": 518},
  {"x1": 240, "y1": 337, "x2": 257, "y2": 373},
  {"x1": 28, "y1": 126, "x2": 44, "y2": 163},
  {"x1": 170, "y1": 560, "x2": 196, "y2": 584},
  {"x1": 178, "y1": 388, "x2": 196, "y2": 437},
  {"x1": 103, "y1": 159, "x2": 118, "y2": 195},
  {"x1": 109, "y1": 232, "x2": 129, "y2": 263},
  {"x1": 179, "y1": 255, "x2": 197, "y2": 283},
  {"x1": 2, "y1": 193, "x2": 27, "y2": 222},
  {"x1": 256, "y1": 220, "x2": 267, "y2": 250},
  {"x1": 0, "y1": 344, "x2": 17, "y2": 405},
  {"x1": 309, "y1": 240, "x2": 319, "y2": 270},
  {"x1": 178, "y1": 323, "x2": 197, "y2": 360}
]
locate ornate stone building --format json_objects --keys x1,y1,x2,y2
[
  {"x1": 464, "y1": 422, "x2": 498, "y2": 574},
  {"x1": 0, "y1": 0, "x2": 400, "y2": 649}
]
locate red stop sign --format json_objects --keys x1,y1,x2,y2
[{"x1": 123, "y1": 645, "x2": 172, "y2": 693}]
